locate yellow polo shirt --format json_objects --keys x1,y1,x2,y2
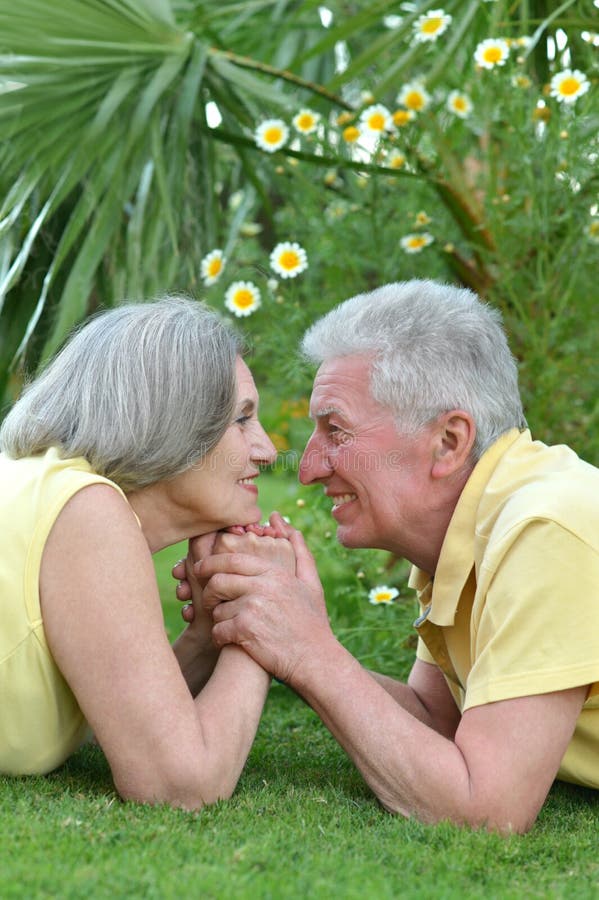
[
  {"x1": 0, "y1": 447, "x2": 127, "y2": 774},
  {"x1": 411, "y1": 429, "x2": 599, "y2": 788}
]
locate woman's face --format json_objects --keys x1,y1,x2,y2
[{"x1": 165, "y1": 358, "x2": 277, "y2": 534}]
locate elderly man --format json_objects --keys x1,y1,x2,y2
[{"x1": 194, "y1": 280, "x2": 599, "y2": 833}]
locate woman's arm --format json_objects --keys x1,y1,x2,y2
[{"x1": 39, "y1": 483, "x2": 270, "y2": 808}]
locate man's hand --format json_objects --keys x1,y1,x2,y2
[
  {"x1": 198, "y1": 526, "x2": 334, "y2": 685},
  {"x1": 173, "y1": 513, "x2": 296, "y2": 623}
]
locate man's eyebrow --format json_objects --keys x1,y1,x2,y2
[{"x1": 313, "y1": 405, "x2": 344, "y2": 420}]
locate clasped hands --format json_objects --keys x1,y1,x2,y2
[{"x1": 171, "y1": 512, "x2": 331, "y2": 685}]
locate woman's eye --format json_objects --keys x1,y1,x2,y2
[{"x1": 236, "y1": 414, "x2": 251, "y2": 426}]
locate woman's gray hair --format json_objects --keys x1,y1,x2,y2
[
  {"x1": 0, "y1": 296, "x2": 242, "y2": 491},
  {"x1": 301, "y1": 279, "x2": 527, "y2": 459}
]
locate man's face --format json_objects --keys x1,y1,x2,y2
[{"x1": 299, "y1": 354, "x2": 438, "y2": 563}]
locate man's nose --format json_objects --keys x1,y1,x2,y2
[{"x1": 299, "y1": 436, "x2": 333, "y2": 484}]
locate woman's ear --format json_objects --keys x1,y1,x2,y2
[{"x1": 430, "y1": 410, "x2": 476, "y2": 479}]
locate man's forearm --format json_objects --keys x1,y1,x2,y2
[
  {"x1": 368, "y1": 664, "x2": 460, "y2": 740},
  {"x1": 289, "y1": 638, "x2": 475, "y2": 825}
]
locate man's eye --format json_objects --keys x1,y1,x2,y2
[{"x1": 236, "y1": 415, "x2": 251, "y2": 426}]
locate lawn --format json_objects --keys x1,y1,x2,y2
[{"x1": 2, "y1": 475, "x2": 599, "y2": 899}]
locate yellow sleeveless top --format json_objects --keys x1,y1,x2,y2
[{"x1": 0, "y1": 447, "x2": 126, "y2": 774}]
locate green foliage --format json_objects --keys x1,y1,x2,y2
[{"x1": 1, "y1": 1, "x2": 597, "y2": 465}]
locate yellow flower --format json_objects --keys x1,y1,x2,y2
[
  {"x1": 342, "y1": 125, "x2": 361, "y2": 143},
  {"x1": 413, "y1": 9, "x2": 452, "y2": 43},
  {"x1": 512, "y1": 74, "x2": 532, "y2": 89},
  {"x1": 392, "y1": 108, "x2": 415, "y2": 127},
  {"x1": 396, "y1": 82, "x2": 431, "y2": 113},
  {"x1": 549, "y1": 69, "x2": 590, "y2": 104},
  {"x1": 224, "y1": 281, "x2": 261, "y2": 317},
  {"x1": 270, "y1": 241, "x2": 308, "y2": 279},
  {"x1": 254, "y1": 119, "x2": 289, "y2": 153},
  {"x1": 400, "y1": 232, "x2": 434, "y2": 253},
  {"x1": 292, "y1": 108, "x2": 320, "y2": 135},
  {"x1": 368, "y1": 585, "x2": 399, "y2": 605},
  {"x1": 414, "y1": 211, "x2": 432, "y2": 227},
  {"x1": 200, "y1": 249, "x2": 225, "y2": 286},
  {"x1": 387, "y1": 150, "x2": 406, "y2": 169},
  {"x1": 359, "y1": 103, "x2": 392, "y2": 136},
  {"x1": 446, "y1": 90, "x2": 473, "y2": 119},
  {"x1": 336, "y1": 111, "x2": 354, "y2": 126},
  {"x1": 474, "y1": 38, "x2": 510, "y2": 69}
]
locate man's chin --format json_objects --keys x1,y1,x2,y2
[{"x1": 335, "y1": 525, "x2": 366, "y2": 549}]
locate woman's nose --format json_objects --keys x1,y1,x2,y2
[{"x1": 252, "y1": 423, "x2": 278, "y2": 466}]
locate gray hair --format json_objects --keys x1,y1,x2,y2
[
  {"x1": 0, "y1": 296, "x2": 242, "y2": 491},
  {"x1": 301, "y1": 279, "x2": 526, "y2": 459}
]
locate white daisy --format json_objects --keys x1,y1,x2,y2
[
  {"x1": 224, "y1": 281, "x2": 261, "y2": 317},
  {"x1": 413, "y1": 9, "x2": 452, "y2": 43},
  {"x1": 368, "y1": 585, "x2": 399, "y2": 605},
  {"x1": 396, "y1": 82, "x2": 431, "y2": 113},
  {"x1": 292, "y1": 108, "x2": 321, "y2": 135},
  {"x1": 474, "y1": 38, "x2": 510, "y2": 69},
  {"x1": 359, "y1": 103, "x2": 393, "y2": 136},
  {"x1": 587, "y1": 220, "x2": 599, "y2": 244},
  {"x1": 386, "y1": 150, "x2": 407, "y2": 169},
  {"x1": 254, "y1": 119, "x2": 289, "y2": 153},
  {"x1": 400, "y1": 232, "x2": 434, "y2": 253},
  {"x1": 270, "y1": 241, "x2": 308, "y2": 279},
  {"x1": 549, "y1": 69, "x2": 590, "y2": 105},
  {"x1": 446, "y1": 90, "x2": 473, "y2": 118},
  {"x1": 200, "y1": 249, "x2": 225, "y2": 286},
  {"x1": 414, "y1": 211, "x2": 432, "y2": 227}
]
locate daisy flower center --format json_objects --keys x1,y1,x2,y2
[
  {"x1": 559, "y1": 76, "x2": 582, "y2": 96},
  {"x1": 405, "y1": 91, "x2": 425, "y2": 110},
  {"x1": 483, "y1": 46, "x2": 503, "y2": 64},
  {"x1": 233, "y1": 289, "x2": 255, "y2": 309},
  {"x1": 368, "y1": 112, "x2": 386, "y2": 130},
  {"x1": 343, "y1": 126, "x2": 360, "y2": 142},
  {"x1": 279, "y1": 250, "x2": 300, "y2": 271},
  {"x1": 264, "y1": 126, "x2": 283, "y2": 145},
  {"x1": 207, "y1": 258, "x2": 222, "y2": 277},
  {"x1": 422, "y1": 17, "x2": 443, "y2": 35}
]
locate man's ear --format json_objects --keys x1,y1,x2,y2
[{"x1": 430, "y1": 410, "x2": 476, "y2": 479}]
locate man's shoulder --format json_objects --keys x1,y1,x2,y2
[{"x1": 480, "y1": 434, "x2": 599, "y2": 545}]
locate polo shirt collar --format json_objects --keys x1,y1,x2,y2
[{"x1": 409, "y1": 428, "x2": 523, "y2": 626}]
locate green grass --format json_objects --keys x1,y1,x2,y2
[
  {"x1": 2, "y1": 685, "x2": 599, "y2": 898},
  {"x1": 3, "y1": 494, "x2": 599, "y2": 898}
]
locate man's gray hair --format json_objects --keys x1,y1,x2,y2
[
  {"x1": 301, "y1": 279, "x2": 526, "y2": 459},
  {"x1": 0, "y1": 296, "x2": 242, "y2": 491}
]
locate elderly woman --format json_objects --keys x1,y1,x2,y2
[{"x1": 0, "y1": 296, "x2": 284, "y2": 808}]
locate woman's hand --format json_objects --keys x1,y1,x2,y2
[
  {"x1": 172, "y1": 531, "x2": 219, "y2": 629},
  {"x1": 173, "y1": 513, "x2": 296, "y2": 624}
]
